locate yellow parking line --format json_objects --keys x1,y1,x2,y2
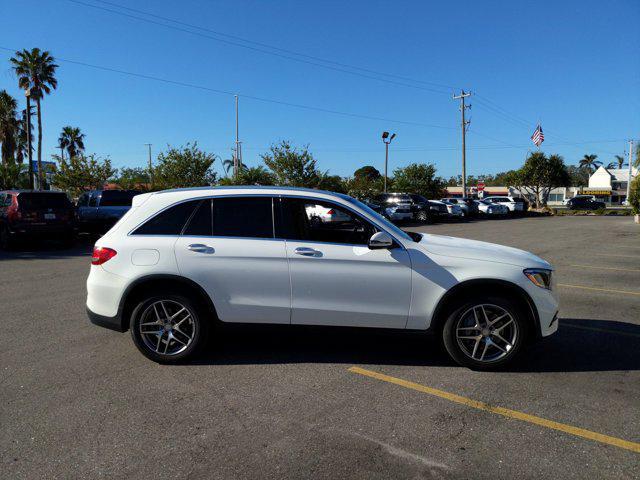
[
  {"x1": 563, "y1": 323, "x2": 640, "y2": 338},
  {"x1": 558, "y1": 283, "x2": 640, "y2": 296},
  {"x1": 348, "y1": 366, "x2": 640, "y2": 454},
  {"x1": 568, "y1": 264, "x2": 640, "y2": 273}
]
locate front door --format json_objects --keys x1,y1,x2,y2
[
  {"x1": 277, "y1": 197, "x2": 412, "y2": 329},
  {"x1": 174, "y1": 196, "x2": 291, "y2": 324}
]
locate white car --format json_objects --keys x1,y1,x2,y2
[
  {"x1": 87, "y1": 187, "x2": 559, "y2": 369},
  {"x1": 483, "y1": 196, "x2": 524, "y2": 213},
  {"x1": 475, "y1": 200, "x2": 509, "y2": 216},
  {"x1": 305, "y1": 204, "x2": 351, "y2": 223}
]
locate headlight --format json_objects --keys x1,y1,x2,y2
[{"x1": 524, "y1": 268, "x2": 553, "y2": 289}]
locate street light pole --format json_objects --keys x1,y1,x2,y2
[
  {"x1": 25, "y1": 89, "x2": 34, "y2": 190},
  {"x1": 453, "y1": 90, "x2": 472, "y2": 198},
  {"x1": 626, "y1": 139, "x2": 634, "y2": 204},
  {"x1": 382, "y1": 131, "x2": 396, "y2": 193}
]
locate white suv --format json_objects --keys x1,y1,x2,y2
[
  {"x1": 87, "y1": 187, "x2": 559, "y2": 369},
  {"x1": 483, "y1": 196, "x2": 524, "y2": 213}
]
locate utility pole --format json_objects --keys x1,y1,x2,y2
[
  {"x1": 626, "y1": 139, "x2": 634, "y2": 205},
  {"x1": 453, "y1": 90, "x2": 471, "y2": 198},
  {"x1": 234, "y1": 95, "x2": 241, "y2": 178},
  {"x1": 145, "y1": 143, "x2": 153, "y2": 187},
  {"x1": 25, "y1": 89, "x2": 34, "y2": 190}
]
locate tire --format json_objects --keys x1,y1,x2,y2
[
  {"x1": 441, "y1": 296, "x2": 528, "y2": 370},
  {"x1": 130, "y1": 293, "x2": 209, "y2": 363},
  {"x1": 416, "y1": 210, "x2": 430, "y2": 224},
  {"x1": 0, "y1": 225, "x2": 14, "y2": 250}
]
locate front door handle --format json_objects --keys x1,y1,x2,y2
[
  {"x1": 294, "y1": 247, "x2": 322, "y2": 257},
  {"x1": 188, "y1": 243, "x2": 214, "y2": 254}
]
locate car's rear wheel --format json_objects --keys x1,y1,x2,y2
[
  {"x1": 130, "y1": 294, "x2": 208, "y2": 363},
  {"x1": 0, "y1": 225, "x2": 14, "y2": 250},
  {"x1": 442, "y1": 296, "x2": 527, "y2": 370},
  {"x1": 416, "y1": 210, "x2": 430, "y2": 224}
]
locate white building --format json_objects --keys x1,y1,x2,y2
[{"x1": 584, "y1": 166, "x2": 638, "y2": 204}]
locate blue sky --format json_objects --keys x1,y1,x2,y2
[{"x1": 1, "y1": 0, "x2": 638, "y2": 178}]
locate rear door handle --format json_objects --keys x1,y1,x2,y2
[
  {"x1": 294, "y1": 247, "x2": 322, "y2": 257},
  {"x1": 188, "y1": 243, "x2": 214, "y2": 254}
]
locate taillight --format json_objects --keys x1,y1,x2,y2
[
  {"x1": 326, "y1": 209, "x2": 336, "y2": 214},
  {"x1": 91, "y1": 247, "x2": 117, "y2": 265}
]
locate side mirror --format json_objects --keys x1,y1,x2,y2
[{"x1": 368, "y1": 231, "x2": 393, "y2": 250}]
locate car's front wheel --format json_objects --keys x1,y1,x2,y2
[
  {"x1": 416, "y1": 210, "x2": 430, "y2": 224},
  {"x1": 130, "y1": 293, "x2": 208, "y2": 363},
  {"x1": 442, "y1": 296, "x2": 528, "y2": 370}
]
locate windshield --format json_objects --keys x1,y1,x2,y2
[
  {"x1": 18, "y1": 192, "x2": 71, "y2": 209},
  {"x1": 100, "y1": 190, "x2": 139, "y2": 207},
  {"x1": 342, "y1": 196, "x2": 415, "y2": 243}
]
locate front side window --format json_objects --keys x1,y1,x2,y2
[
  {"x1": 132, "y1": 200, "x2": 201, "y2": 235},
  {"x1": 277, "y1": 198, "x2": 376, "y2": 245}
]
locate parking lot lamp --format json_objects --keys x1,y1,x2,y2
[{"x1": 382, "y1": 131, "x2": 396, "y2": 193}]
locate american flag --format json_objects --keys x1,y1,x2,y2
[{"x1": 531, "y1": 124, "x2": 544, "y2": 147}]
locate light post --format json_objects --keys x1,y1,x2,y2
[
  {"x1": 24, "y1": 88, "x2": 34, "y2": 190},
  {"x1": 382, "y1": 131, "x2": 396, "y2": 193}
]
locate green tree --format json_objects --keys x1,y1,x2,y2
[
  {"x1": 317, "y1": 173, "x2": 346, "y2": 193},
  {"x1": 0, "y1": 90, "x2": 19, "y2": 165},
  {"x1": 509, "y1": 152, "x2": 570, "y2": 208},
  {"x1": 52, "y1": 153, "x2": 116, "y2": 197},
  {"x1": 153, "y1": 142, "x2": 217, "y2": 189},
  {"x1": 353, "y1": 165, "x2": 381, "y2": 181},
  {"x1": 344, "y1": 175, "x2": 384, "y2": 200},
  {"x1": 15, "y1": 107, "x2": 34, "y2": 164},
  {"x1": 218, "y1": 165, "x2": 274, "y2": 186},
  {"x1": 578, "y1": 154, "x2": 601, "y2": 173},
  {"x1": 612, "y1": 155, "x2": 626, "y2": 169},
  {"x1": 261, "y1": 141, "x2": 321, "y2": 187},
  {"x1": 58, "y1": 126, "x2": 86, "y2": 159},
  {"x1": 566, "y1": 165, "x2": 589, "y2": 187},
  {"x1": 0, "y1": 162, "x2": 29, "y2": 190},
  {"x1": 628, "y1": 176, "x2": 640, "y2": 215},
  {"x1": 10, "y1": 48, "x2": 58, "y2": 189},
  {"x1": 116, "y1": 167, "x2": 151, "y2": 191},
  {"x1": 391, "y1": 163, "x2": 445, "y2": 199}
]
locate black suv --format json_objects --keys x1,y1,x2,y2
[
  {"x1": 566, "y1": 196, "x2": 606, "y2": 210},
  {"x1": 374, "y1": 193, "x2": 432, "y2": 223},
  {"x1": 0, "y1": 190, "x2": 75, "y2": 249}
]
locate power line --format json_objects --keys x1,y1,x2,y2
[
  {"x1": 66, "y1": 0, "x2": 454, "y2": 96},
  {"x1": 0, "y1": 46, "x2": 456, "y2": 130},
  {"x1": 86, "y1": 0, "x2": 461, "y2": 92}
]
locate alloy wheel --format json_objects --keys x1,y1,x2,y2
[
  {"x1": 455, "y1": 303, "x2": 518, "y2": 363},
  {"x1": 138, "y1": 300, "x2": 197, "y2": 356}
]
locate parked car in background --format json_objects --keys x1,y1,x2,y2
[
  {"x1": 76, "y1": 190, "x2": 140, "y2": 234},
  {"x1": 428, "y1": 199, "x2": 449, "y2": 220},
  {"x1": 430, "y1": 199, "x2": 464, "y2": 220},
  {"x1": 483, "y1": 196, "x2": 524, "y2": 214},
  {"x1": 0, "y1": 190, "x2": 75, "y2": 249},
  {"x1": 566, "y1": 196, "x2": 606, "y2": 210},
  {"x1": 87, "y1": 186, "x2": 559, "y2": 369},
  {"x1": 441, "y1": 197, "x2": 478, "y2": 217},
  {"x1": 474, "y1": 199, "x2": 509, "y2": 217},
  {"x1": 512, "y1": 197, "x2": 529, "y2": 212},
  {"x1": 375, "y1": 193, "x2": 429, "y2": 223}
]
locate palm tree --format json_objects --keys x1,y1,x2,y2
[
  {"x1": 0, "y1": 90, "x2": 19, "y2": 165},
  {"x1": 58, "y1": 126, "x2": 86, "y2": 159},
  {"x1": 579, "y1": 154, "x2": 601, "y2": 173},
  {"x1": 222, "y1": 158, "x2": 234, "y2": 175},
  {"x1": 240, "y1": 166, "x2": 274, "y2": 185},
  {"x1": 614, "y1": 155, "x2": 625, "y2": 169},
  {"x1": 10, "y1": 48, "x2": 58, "y2": 189},
  {"x1": 15, "y1": 107, "x2": 34, "y2": 165}
]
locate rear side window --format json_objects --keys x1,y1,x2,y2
[
  {"x1": 18, "y1": 193, "x2": 71, "y2": 209},
  {"x1": 100, "y1": 190, "x2": 139, "y2": 207},
  {"x1": 133, "y1": 200, "x2": 201, "y2": 235},
  {"x1": 211, "y1": 197, "x2": 273, "y2": 238},
  {"x1": 183, "y1": 200, "x2": 212, "y2": 236}
]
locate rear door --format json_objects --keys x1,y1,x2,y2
[
  {"x1": 174, "y1": 196, "x2": 291, "y2": 324},
  {"x1": 277, "y1": 197, "x2": 412, "y2": 329}
]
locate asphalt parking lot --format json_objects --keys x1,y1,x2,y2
[{"x1": 1, "y1": 216, "x2": 639, "y2": 479}]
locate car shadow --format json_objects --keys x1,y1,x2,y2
[{"x1": 192, "y1": 318, "x2": 640, "y2": 373}]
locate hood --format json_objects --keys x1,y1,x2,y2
[{"x1": 417, "y1": 233, "x2": 552, "y2": 269}]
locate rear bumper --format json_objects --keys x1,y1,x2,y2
[
  {"x1": 87, "y1": 306, "x2": 126, "y2": 332},
  {"x1": 8, "y1": 223, "x2": 73, "y2": 236}
]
